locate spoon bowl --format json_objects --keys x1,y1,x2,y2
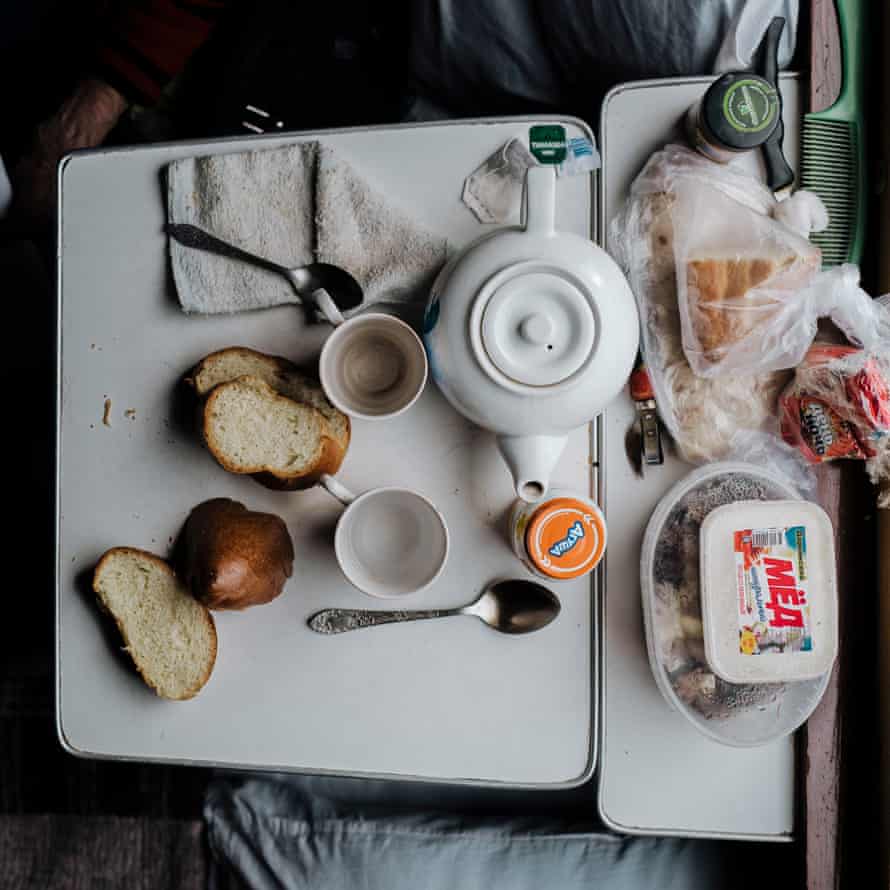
[
  {"x1": 291, "y1": 263, "x2": 364, "y2": 313},
  {"x1": 464, "y1": 580, "x2": 561, "y2": 634}
]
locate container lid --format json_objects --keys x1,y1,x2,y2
[
  {"x1": 699, "y1": 499, "x2": 838, "y2": 684},
  {"x1": 526, "y1": 497, "x2": 606, "y2": 579},
  {"x1": 701, "y1": 73, "x2": 780, "y2": 150},
  {"x1": 478, "y1": 262, "x2": 596, "y2": 387}
]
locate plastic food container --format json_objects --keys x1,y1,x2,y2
[
  {"x1": 640, "y1": 463, "x2": 831, "y2": 747},
  {"x1": 700, "y1": 500, "x2": 838, "y2": 684}
]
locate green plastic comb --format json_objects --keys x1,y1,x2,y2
[{"x1": 801, "y1": 0, "x2": 867, "y2": 267}]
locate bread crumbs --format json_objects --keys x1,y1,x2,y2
[{"x1": 102, "y1": 399, "x2": 112, "y2": 426}]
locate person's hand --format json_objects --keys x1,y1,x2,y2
[{"x1": 10, "y1": 78, "x2": 128, "y2": 228}]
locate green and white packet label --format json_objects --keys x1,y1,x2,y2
[{"x1": 529, "y1": 125, "x2": 567, "y2": 164}]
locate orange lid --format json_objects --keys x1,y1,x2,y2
[{"x1": 526, "y1": 497, "x2": 606, "y2": 579}]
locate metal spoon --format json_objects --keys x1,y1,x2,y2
[
  {"x1": 165, "y1": 222, "x2": 364, "y2": 324},
  {"x1": 307, "y1": 580, "x2": 560, "y2": 635}
]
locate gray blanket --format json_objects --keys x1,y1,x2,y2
[
  {"x1": 410, "y1": 0, "x2": 798, "y2": 115},
  {"x1": 205, "y1": 776, "x2": 793, "y2": 890}
]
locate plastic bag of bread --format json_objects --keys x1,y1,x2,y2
[
  {"x1": 669, "y1": 157, "x2": 823, "y2": 377},
  {"x1": 652, "y1": 146, "x2": 886, "y2": 380},
  {"x1": 610, "y1": 145, "x2": 888, "y2": 466},
  {"x1": 609, "y1": 146, "x2": 792, "y2": 462}
]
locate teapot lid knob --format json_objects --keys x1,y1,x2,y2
[{"x1": 519, "y1": 313, "x2": 553, "y2": 345}]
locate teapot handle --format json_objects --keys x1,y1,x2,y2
[{"x1": 522, "y1": 166, "x2": 556, "y2": 235}]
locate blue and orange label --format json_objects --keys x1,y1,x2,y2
[{"x1": 527, "y1": 498, "x2": 606, "y2": 579}]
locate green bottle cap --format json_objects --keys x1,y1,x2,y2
[{"x1": 701, "y1": 73, "x2": 780, "y2": 151}]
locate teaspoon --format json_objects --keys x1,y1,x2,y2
[
  {"x1": 165, "y1": 222, "x2": 364, "y2": 324},
  {"x1": 308, "y1": 580, "x2": 560, "y2": 635}
]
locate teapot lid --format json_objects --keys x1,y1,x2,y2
[{"x1": 473, "y1": 261, "x2": 596, "y2": 387}]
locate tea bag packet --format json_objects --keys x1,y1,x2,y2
[
  {"x1": 462, "y1": 137, "x2": 536, "y2": 224},
  {"x1": 558, "y1": 137, "x2": 600, "y2": 177}
]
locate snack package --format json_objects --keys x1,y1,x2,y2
[{"x1": 779, "y1": 342, "x2": 890, "y2": 478}]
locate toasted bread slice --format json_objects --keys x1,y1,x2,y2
[
  {"x1": 93, "y1": 547, "x2": 217, "y2": 700},
  {"x1": 186, "y1": 347, "x2": 350, "y2": 458},
  {"x1": 202, "y1": 375, "x2": 340, "y2": 490}
]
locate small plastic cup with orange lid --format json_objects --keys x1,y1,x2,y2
[{"x1": 508, "y1": 488, "x2": 607, "y2": 581}]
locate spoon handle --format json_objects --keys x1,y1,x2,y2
[
  {"x1": 165, "y1": 223, "x2": 290, "y2": 278},
  {"x1": 308, "y1": 607, "x2": 461, "y2": 635}
]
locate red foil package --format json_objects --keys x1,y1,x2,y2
[{"x1": 779, "y1": 344, "x2": 890, "y2": 464}]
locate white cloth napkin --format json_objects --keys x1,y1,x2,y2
[{"x1": 167, "y1": 142, "x2": 447, "y2": 315}]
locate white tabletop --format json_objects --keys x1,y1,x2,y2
[
  {"x1": 597, "y1": 75, "x2": 802, "y2": 839},
  {"x1": 56, "y1": 118, "x2": 601, "y2": 787}
]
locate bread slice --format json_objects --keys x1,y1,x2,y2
[
  {"x1": 93, "y1": 547, "x2": 217, "y2": 700},
  {"x1": 202, "y1": 375, "x2": 341, "y2": 490},
  {"x1": 686, "y1": 256, "x2": 787, "y2": 357},
  {"x1": 186, "y1": 347, "x2": 350, "y2": 459}
]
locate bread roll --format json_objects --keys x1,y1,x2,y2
[{"x1": 180, "y1": 498, "x2": 294, "y2": 610}]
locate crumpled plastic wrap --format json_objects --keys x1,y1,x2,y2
[
  {"x1": 616, "y1": 146, "x2": 885, "y2": 380},
  {"x1": 670, "y1": 172, "x2": 822, "y2": 377},
  {"x1": 610, "y1": 145, "x2": 890, "y2": 483},
  {"x1": 608, "y1": 145, "x2": 794, "y2": 464}
]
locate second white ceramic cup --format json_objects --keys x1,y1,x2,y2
[
  {"x1": 320, "y1": 474, "x2": 449, "y2": 598},
  {"x1": 319, "y1": 313, "x2": 428, "y2": 420}
]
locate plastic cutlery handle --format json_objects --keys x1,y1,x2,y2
[
  {"x1": 165, "y1": 223, "x2": 289, "y2": 277},
  {"x1": 308, "y1": 607, "x2": 460, "y2": 634}
]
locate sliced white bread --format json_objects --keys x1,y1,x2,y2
[
  {"x1": 186, "y1": 347, "x2": 350, "y2": 458},
  {"x1": 93, "y1": 547, "x2": 217, "y2": 700},
  {"x1": 202, "y1": 375, "x2": 341, "y2": 490}
]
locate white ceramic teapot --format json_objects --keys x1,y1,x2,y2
[{"x1": 423, "y1": 166, "x2": 639, "y2": 501}]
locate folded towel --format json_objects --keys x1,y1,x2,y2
[
  {"x1": 316, "y1": 145, "x2": 448, "y2": 303},
  {"x1": 168, "y1": 144, "x2": 316, "y2": 315},
  {"x1": 167, "y1": 142, "x2": 447, "y2": 315}
]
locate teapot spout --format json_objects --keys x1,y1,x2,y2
[{"x1": 496, "y1": 434, "x2": 568, "y2": 502}]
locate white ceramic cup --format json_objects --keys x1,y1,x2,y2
[
  {"x1": 319, "y1": 313, "x2": 428, "y2": 420},
  {"x1": 320, "y1": 474, "x2": 449, "y2": 598}
]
